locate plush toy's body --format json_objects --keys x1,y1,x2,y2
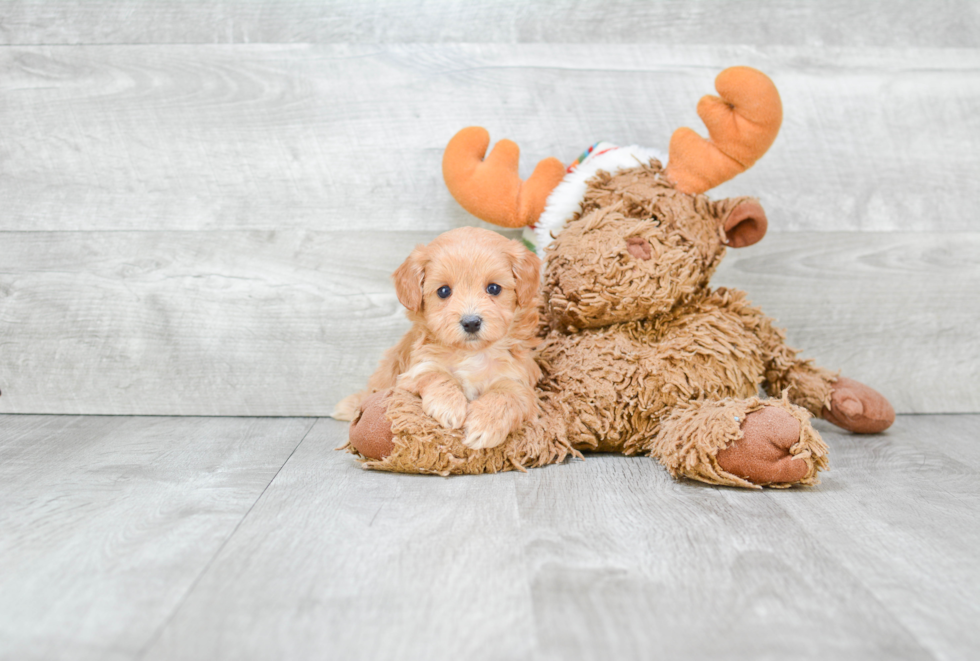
[{"x1": 344, "y1": 67, "x2": 894, "y2": 488}]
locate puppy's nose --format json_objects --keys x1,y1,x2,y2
[{"x1": 460, "y1": 315, "x2": 483, "y2": 334}]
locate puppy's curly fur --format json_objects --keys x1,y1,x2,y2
[{"x1": 333, "y1": 227, "x2": 542, "y2": 450}]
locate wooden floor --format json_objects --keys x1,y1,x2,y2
[{"x1": 1, "y1": 413, "x2": 977, "y2": 660}]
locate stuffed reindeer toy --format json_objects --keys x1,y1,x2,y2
[{"x1": 342, "y1": 66, "x2": 894, "y2": 488}]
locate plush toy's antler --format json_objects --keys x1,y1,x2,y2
[
  {"x1": 442, "y1": 127, "x2": 566, "y2": 228},
  {"x1": 664, "y1": 67, "x2": 782, "y2": 195}
]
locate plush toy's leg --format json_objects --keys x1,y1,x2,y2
[
  {"x1": 759, "y1": 322, "x2": 894, "y2": 433},
  {"x1": 764, "y1": 359, "x2": 836, "y2": 417},
  {"x1": 648, "y1": 396, "x2": 828, "y2": 489},
  {"x1": 821, "y1": 376, "x2": 895, "y2": 434},
  {"x1": 764, "y1": 361, "x2": 895, "y2": 434},
  {"x1": 342, "y1": 388, "x2": 578, "y2": 475}
]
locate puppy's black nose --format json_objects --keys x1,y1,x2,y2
[{"x1": 460, "y1": 315, "x2": 482, "y2": 334}]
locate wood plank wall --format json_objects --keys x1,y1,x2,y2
[{"x1": 1, "y1": 2, "x2": 977, "y2": 415}]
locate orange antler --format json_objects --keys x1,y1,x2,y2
[
  {"x1": 442, "y1": 127, "x2": 566, "y2": 228},
  {"x1": 664, "y1": 67, "x2": 783, "y2": 195}
]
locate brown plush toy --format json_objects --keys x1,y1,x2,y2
[{"x1": 343, "y1": 66, "x2": 895, "y2": 488}]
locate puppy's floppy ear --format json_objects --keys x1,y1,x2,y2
[
  {"x1": 392, "y1": 246, "x2": 426, "y2": 312},
  {"x1": 508, "y1": 241, "x2": 541, "y2": 308}
]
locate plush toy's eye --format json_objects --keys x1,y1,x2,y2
[
  {"x1": 437, "y1": 285, "x2": 452, "y2": 299},
  {"x1": 486, "y1": 283, "x2": 502, "y2": 296}
]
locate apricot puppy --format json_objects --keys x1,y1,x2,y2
[{"x1": 333, "y1": 227, "x2": 542, "y2": 450}]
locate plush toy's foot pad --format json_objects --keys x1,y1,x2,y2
[
  {"x1": 652, "y1": 397, "x2": 827, "y2": 488},
  {"x1": 716, "y1": 406, "x2": 809, "y2": 485},
  {"x1": 348, "y1": 389, "x2": 394, "y2": 460},
  {"x1": 822, "y1": 377, "x2": 895, "y2": 434}
]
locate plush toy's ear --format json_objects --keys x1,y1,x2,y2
[
  {"x1": 508, "y1": 241, "x2": 542, "y2": 308},
  {"x1": 392, "y1": 247, "x2": 426, "y2": 311},
  {"x1": 722, "y1": 199, "x2": 768, "y2": 248}
]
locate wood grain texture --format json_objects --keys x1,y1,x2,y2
[
  {"x1": 0, "y1": 14, "x2": 975, "y2": 417},
  {"x1": 132, "y1": 414, "x2": 979, "y2": 661},
  {"x1": 770, "y1": 418, "x2": 980, "y2": 659},
  {"x1": 0, "y1": 231, "x2": 975, "y2": 416},
  {"x1": 514, "y1": 415, "x2": 980, "y2": 661},
  {"x1": 1, "y1": 414, "x2": 976, "y2": 660},
  {"x1": 1, "y1": 1, "x2": 977, "y2": 47},
  {"x1": 142, "y1": 417, "x2": 536, "y2": 661},
  {"x1": 898, "y1": 414, "x2": 980, "y2": 469},
  {"x1": 0, "y1": 414, "x2": 313, "y2": 661},
  {"x1": 515, "y1": 452, "x2": 934, "y2": 660},
  {"x1": 713, "y1": 232, "x2": 980, "y2": 414},
  {"x1": 0, "y1": 230, "x2": 418, "y2": 416},
  {"x1": 2, "y1": 44, "x2": 978, "y2": 233}
]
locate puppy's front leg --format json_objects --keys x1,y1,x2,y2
[
  {"x1": 464, "y1": 380, "x2": 538, "y2": 450},
  {"x1": 400, "y1": 371, "x2": 468, "y2": 430}
]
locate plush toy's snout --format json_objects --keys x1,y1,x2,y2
[{"x1": 626, "y1": 237, "x2": 653, "y2": 260}]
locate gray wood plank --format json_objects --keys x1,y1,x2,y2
[
  {"x1": 0, "y1": 229, "x2": 418, "y2": 416},
  {"x1": 0, "y1": 231, "x2": 975, "y2": 416},
  {"x1": 712, "y1": 232, "x2": 980, "y2": 415},
  {"x1": 0, "y1": 414, "x2": 314, "y2": 661},
  {"x1": 140, "y1": 416, "x2": 980, "y2": 661},
  {"x1": 895, "y1": 414, "x2": 980, "y2": 469},
  {"x1": 141, "y1": 417, "x2": 536, "y2": 661},
  {"x1": 0, "y1": 229, "x2": 425, "y2": 416},
  {"x1": 1, "y1": 44, "x2": 977, "y2": 233},
  {"x1": 515, "y1": 415, "x2": 980, "y2": 661},
  {"x1": 514, "y1": 452, "x2": 936, "y2": 661},
  {"x1": 1, "y1": 1, "x2": 977, "y2": 47},
  {"x1": 770, "y1": 418, "x2": 980, "y2": 660},
  {"x1": 3, "y1": 414, "x2": 976, "y2": 660}
]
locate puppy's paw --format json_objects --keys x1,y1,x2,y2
[
  {"x1": 331, "y1": 393, "x2": 364, "y2": 422},
  {"x1": 422, "y1": 388, "x2": 468, "y2": 430},
  {"x1": 463, "y1": 401, "x2": 512, "y2": 450}
]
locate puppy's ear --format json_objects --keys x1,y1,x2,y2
[
  {"x1": 509, "y1": 242, "x2": 541, "y2": 308},
  {"x1": 392, "y1": 247, "x2": 426, "y2": 312}
]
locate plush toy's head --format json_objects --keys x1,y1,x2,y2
[
  {"x1": 541, "y1": 162, "x2": 768, "y2": 330},
  {"x1": 440, "y1": 66, "x2": 782, "y2": 331}
]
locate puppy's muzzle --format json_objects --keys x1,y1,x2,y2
[{"x1": 460, "y1": 314, "x2": 483, "y2": 335}]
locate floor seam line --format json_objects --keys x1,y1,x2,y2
[{"x1": 133, "y1": 417, "x2": 319, "y2": 660}]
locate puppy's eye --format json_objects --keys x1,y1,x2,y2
[
  {"x1": 486, "y1": 283, "x2": 502, "y2": 296},
  {"x1": 437, "y1": 285, "x2": 452, "y2": 299}
]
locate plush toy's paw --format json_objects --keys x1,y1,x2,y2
[
  {"x1": 716, "y1": 406, "x2": 809, "y2": 485},
  {"x1": 422, "y1": 388, "x2": 468, "y2": 430},
  {"x1": 348, "y1": 389, "x2": 395, "y2": 460},
  {"x1": 462, "y1": 399, "x2": 511, "y2": 450},
  {"x1": 822, "y1": 376, "x2": 895, "y2": 434},
  {"x1": 331, "y1": 392, "x2": 365, "y2": 421}
]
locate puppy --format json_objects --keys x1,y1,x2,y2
[{"x1": 332, "y1": 227, "x2": 542, "y2": 450}]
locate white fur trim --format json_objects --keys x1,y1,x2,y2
[{"x1": 532, "y1": 144, "x2": 667, "y2": 255}]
